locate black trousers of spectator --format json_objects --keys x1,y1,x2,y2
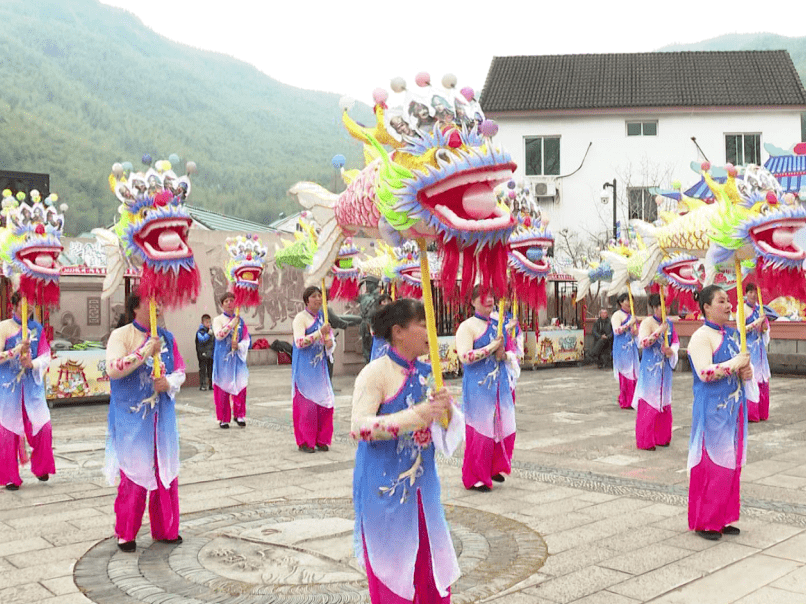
[
  {"x1": 591, "y1": 337, "x2": 612, "y2": 366},
  {"x1": 198, "y1": 358, "x2": 213, "y2": 388}
]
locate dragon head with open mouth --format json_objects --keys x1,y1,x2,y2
[
  {"x1": 707, "y1": 164, "x2": 806, "y2": 300},
  {"x1": 389, "y1": 241, "x2": 440, "y2": 299},
  {"x1": 94, "y1": 157, "x2": 199, "y2": 306},
  {"x1": 328, "y1": 238, "x2": 362, "y2": 301},
  {"x1": 657, "y1": 253, "x2": 700, "y2": 311},
  {"x1": 504, "y1": 188, "x2": 554, "y2": 309},
  {"x1": 291, "y1": 73, "x2": 517, "y2": 300},
  {"x1": 0, "y1": 189, "x2": 65, "y2": 307},
  {"x1": 225, "y1": 234, "x2": 268, "y2": 308}
]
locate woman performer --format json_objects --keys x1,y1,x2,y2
[
  {"x1": 105, "y1": 294, "x2": 185, "y2": 552},
  {"x1": 369, "y1": 294, "x2": 393, "y2": 361},
  {"x1": 687, "y1": 285, "x2": 752, "y2": 541},
  {"x1": 633, "y1": 293, "x2": 678, "y2": 450},
  {"x1": 743, "y1": 283, "x2": 770, "y2": 422},
  {"x1": 291, "y1": 286, "x2": 335, "y2": 453},
  {"x1": 456, "y1": 287, "x2": 515, "y2": 491},
  {"x1": 611, "y1": 292, "x2": 639, "y2": 409},
  {"x1": 351, "y1": 298, "x2": 460, "y2": 603}
]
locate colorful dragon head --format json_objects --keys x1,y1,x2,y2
[
  {"x1": 339, "y1": 74, "x2": 518, "y2": 298},
  {"x1": 390, "y1": 241, "x2": 440, "y2": 299},
  {"x1": 329, "y1": 238, "x2": 362, "y2": 300},
  {"x1": 705, "y1": 164, "x2": 806, "y2": 299},
  {"x1": 505, "y1": 186, "x2": 554, "y2": 309},
  {"x1": 0, "y1": 189, "x2": 65, "y2": 307},
  {"x1": 224, "y1": 234, "x2": 268, "y2": 307},
  {"x1": 102, "y1": 158, "x2": 200, "y2": 306},
  {"x1": 656, "y1": 253, "x2": 700, "y2": 311}
]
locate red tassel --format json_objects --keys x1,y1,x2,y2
[
  {"x1": 19, "y1": 276, "x2": 60, "y2": 308},
  {"x1": 398, "y1": 282, "x2": 423, "y2": 299},
  {"x1": 329, "y1": 279, "x2": 342, "y2": 300},
  {"x1": 666, "y1": 287, "x2": 697, "y2": 313},
  {"x1": 755, "y1": 260, "x2": 806, "y2": 303},
  {"x1": 459, "y1": 244, "x2": 477, "y2": 300},
  {"x1": 439, "y1": 239, "x2": 460, "y2": 294},
  {"x1": 511, "y1": 271, "x2": 548, "y2": 310},
  {"x1": 233, "y1": 286, "x2": 262, "y2": 308},
  {"x1": 138, "y1": 265, "x2": 200, "y2": 308}
]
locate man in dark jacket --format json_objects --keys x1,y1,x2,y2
[
  {"x1": 591, "y1": 308, "x2": 613, "y2": 368},
  {"x1": 195, "y1": 314, "x2": 214, "y2": 390}
]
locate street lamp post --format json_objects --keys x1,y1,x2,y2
[{"x1": 603, "y1": 179, "x2": 617, "y2": 240}]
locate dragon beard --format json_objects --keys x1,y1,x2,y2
[
  {"x1": 510, "y1": 271, "x2": 548, "y2": 310},
  {"x1": 329, "y1": 277, "x2": 360, "y2": 301},
  {"x1": 138, "y1": 264, "x2": 201, "y2": 308},
  {"x1": 19, "y1": 275, "x2": 60, "y2": 308},
  {"x1": 754, "y1": 259, "x2": 806, "y2": 303},
  {"x1": 233, "y1": 285, "x2": 262, "y2": 308},
  {"x1": 439, "y1": 238, "x2": 508, "y2": 300}
]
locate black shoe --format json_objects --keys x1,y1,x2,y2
[
  {"x1": 491, "y1": 474, "x2": 506, "y2": 483},
  {"x1": 469, "y1": 484, "x2": 492, "y2": 492},
  {"x1": 159, "y1": 535, "x2": 183, "y2": 544},
  {"x1": 316, "y1": 444, "x2": 329, "y2": 452},
  {"x1": 37, "y1": 474, "x2": 49, "y2": 481},
  {"x1": 235, "y1": 419, "x2": 246, "y2": 427},
  {"x1": 696, "y1": 530, "x2": 722, "y2": 541},
  {"x1": 657, "y1": 443, "x2": 670, "y2": 447},
  {"x1": 721, "y1": 525, "x2": 741, "y2": 535},
  {"x1": 299, "y1": 444, "x2": 315, "y2": 453},
  {"x1": 117, "y1": 540, "x2": 136, "y2": 552},
  {"x1": 219, "y1": 422, "x2": 229, "y2": 429},
  {"x1": 643, "y1": 447, "x2": 656, "y2": 451},
  {"x1": 5, "y1": 483, "x2": 19, "y2": 491}
]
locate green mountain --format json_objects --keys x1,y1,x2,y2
[
  {"x1": 0, "y1": 0, "x2": 372, "y2": 235},
  {"x1": 657, "y1": 33, "x2": 806, "y2": 83}
]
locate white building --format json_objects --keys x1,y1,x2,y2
[{"x1": 481, "y1": 51, "x2": 806, "y2": 259}]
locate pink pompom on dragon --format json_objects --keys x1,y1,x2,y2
[
  {"x1": 289, "y1": 72, "x2": 517, "y2": 300},
  {"x1": 93, "y1": 157, "x2": 200, "y2": 307},
  {"x1": 224, "y1": 234, "x2": 268, "y2": 308},
  {"x1": 0, "y1": 189, "x2": 66, "y2": 308}
]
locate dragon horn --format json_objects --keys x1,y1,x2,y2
[{"x1": 342, "y1": 104, "x2": 404, "y2": 150}]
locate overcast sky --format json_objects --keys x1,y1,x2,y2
[{"x1": 100, "y1": 0, "x2": 804, "y2": 103}]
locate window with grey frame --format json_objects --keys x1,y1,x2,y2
[
  {"x1": 524, "y1": 136, "x2": 560, "y2": 176},
  {"x1": 725, "y1": 134, "x2": 760, "y2": 166},
  {"x1": 626, "y1": 121, "x2": 657, "y2": 136},
  {"x1": 628, "y1": 187, "x2": 657, "y2": 223}
]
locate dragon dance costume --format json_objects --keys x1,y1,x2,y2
[
  {"x1": 744, "y1": 303, "x2": 770, "y2": 422},
  {"x1": 633, "y1": 317, "x2": 679, "y2": 450},
  {"x1": 611, "y1": 309, "x2": 639, "y2": 409},
  {"x1": 291, "y1": 309, "x2": 334, "y2": 449},
  {"x1": 104, "y1": 321, "x2": 185, "y2": 542},
  {"x1": 0, "y1": 316, "x2": 55, "y2": 487},
  {"x1": 687, "y1": 320, "x2": 747, "y2": 533},
  {"x1": 352, "y1": 349, "x2": 460, "y2": 603},
  {"x1": 370, "y1": 334, "x2": 390, "y2": 362},
  {"x1": 459, "y1": 314, "x2": 516, "y2": 490},
  {"x1": 212, "y1": 312, "x2": 250, "y2": 424}
]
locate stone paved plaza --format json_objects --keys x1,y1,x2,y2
[{"x1": 1, "y1": 363, "x2": 805, "y2": 604}]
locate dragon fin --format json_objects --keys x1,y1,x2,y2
[
  {"x1": 305, "y1": 217, "x2": 345, "y2": 287},
  {"x1": 630, "y1": 220, "x2": 664, "y2": 287},
  {"x1": 601, "y1": 251, "x2": 628, "y2": 295},
  {"x1": 568, "y1": 267, "x2": 591, "y2": 302},
  {"x1": 288, "y1": 181, "x2": 338, "y2": 230},
  {"x1": 92, "y1": 227, "x2": 127, "y2": 299}
]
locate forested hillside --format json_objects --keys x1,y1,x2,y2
[{"x1": 0, "y1": 0, "x2": 371, "y2": 235}]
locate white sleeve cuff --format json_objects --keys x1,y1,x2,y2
[{"x1": 165, "y1": 371, "x2": 186, "y2": 399}]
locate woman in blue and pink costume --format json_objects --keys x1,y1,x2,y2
[
  {"x1": 687, "y1": 285, "x2": 752, "y2": 541},
  {"x1": 104, "y1": 294, "x2": 186, "y2": 552},
  {"x1": 457, "y1": 286, "x2": 515, "y2": 492},
  {"x1": 0, "y1": 291, "x2": 56, "y2": 489},
  {"x1": 743, "y1": 283, "x2": 770, "y2": 422},
  {"x1": 633, "y1": 293, "x2": 679, "y2": 450},
  {"x1": 212, "y1": 292, "x2": 251, "y2": 428},
  {"x1": 611, "y1": 292, "x2": 639, "y2": 409},
  {"x1": 351, "y1": 298, "x2": 461, "y2": 603},
  {"x1": 291, "y1": 285, "x2": 335, "y2": 453},
  {"x1": 369, "y1": 294, "x2": 393, "y2": 361}
]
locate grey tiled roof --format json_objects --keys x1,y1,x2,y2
[
  {"x1": 185, "y1": 204, "x2": 277, "y2": 233},
  {"x1": 481, "y1": 51, "x2": 806, "y2": 113}
]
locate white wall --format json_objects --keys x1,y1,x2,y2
[{"x1": 492, "y1": 108, "x2": 804, "y2": 252}]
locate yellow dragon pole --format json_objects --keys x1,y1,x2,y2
[
  {"x1": 417, "y1": 239, "x2": 448, "y2": 428},
  {"x1": 150, "y1": 298, "x2": 161, "y2": 378},
  {"x1": 734, "y1": 257, "x2": 747, "y2": 353}
]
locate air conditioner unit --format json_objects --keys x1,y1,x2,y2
[{"x1": 529, "y1": 176, "x2": 557, "y2": 198}]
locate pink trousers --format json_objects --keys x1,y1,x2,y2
[
  {"x1": 0, "y1": 404, "x2": 55, "y2": 487},
  {"x1": 747, "y1": 380, "x2": 770, "y2": 422},
  {"x1": 618, "y1": 374, "x2": 637, "y2": 409},
  {"x1": 635, "y1": 400, "x2": 672, "y2": 449},
  {"x1": 292, "y1": 387, "x2": 333, "y2": 448},
  {"x1": 462, "y1": 425, "x2": 515, "y2": 489},
  {"x1": 363, "y1": 490, "x2": 450, "y2": 604},
  {"x1": 114, "y1": 470, "x2": 179, "y2": 542},
  {"x1": 213, "y1": 386, "x2": 246, "y2": 423},
  {"x1": 688, "y1": 408, "x2": 744, "y2": 532}
]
